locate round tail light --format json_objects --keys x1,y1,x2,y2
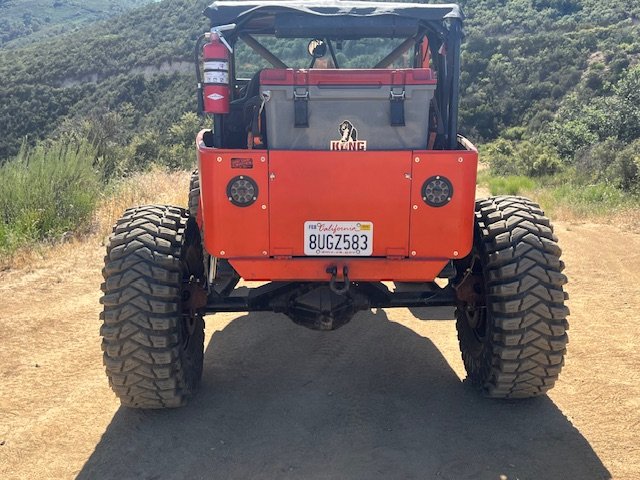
[
  {"x1": 422, "y1": 176, "x2": 453, "y2": 207},
  {"x1": 227, "y1": 176, "x2": 258, "y2": 207}
]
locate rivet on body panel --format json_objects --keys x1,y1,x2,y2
[
  {"x1": 414, "y1": 157, "x2": 421, "y2": 163},
  {"x1": 217, "y1": 156, "x2": 223, "y2": 163},
  {"x1": 411, "y1": 251, "x2": 417, "y2": 257}
]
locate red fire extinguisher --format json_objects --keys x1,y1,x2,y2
[{"x1": 202, "y1": 33, "x2": 230, "y2": 114}]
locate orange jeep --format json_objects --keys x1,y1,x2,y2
[{"x1": 100, "y1": 1, "x2": 569, "y2": 408}]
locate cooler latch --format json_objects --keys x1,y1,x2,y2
[
  {"x1": 294, "y1": 88, "x2": 309, "y2": 128},
  {"x1": 390, "y1": 88, "x2": 406, "y2": 127}
]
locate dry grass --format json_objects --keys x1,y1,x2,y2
[
  {"x1": 0, "y1": 167, "x2": 191, "y2": 272},
  {"x1": 477, "y1": 166, "x2": 640, "y2": 233},
  {"x1": 96, "y1": 167, "x2": 190, "y2": 238},
  {"x1": 548, "y1": 203, "x2": 640, "y2": 232}
]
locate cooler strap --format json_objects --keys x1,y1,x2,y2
[
  {"x1": 390, "y1": 88, "x2": 406, "y2": 127},
  {"x1": 244, "y1": 96, "x2": 262, "y2": 136},
  {"x1": 294, "y1": 88, "x2": 309, "y2": 128}
]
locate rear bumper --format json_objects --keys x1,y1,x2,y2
[
  {"x1": 196, "y1": 131, "x2": 478, "y2": 282},
  {"x1": 229, "y1": 258, "x2": 449, "y2": 282}
]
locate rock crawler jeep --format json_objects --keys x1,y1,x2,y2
[{"x1": 100, "y1": 1, "x2": 569, "y2": 408}]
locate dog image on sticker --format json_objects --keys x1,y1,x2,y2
[
  {"x1": 340, "y1": 120, "x2": 357, "y2": 142},
  {"x1": 330, "y1": 120, "x2": 367, "y2": 151}
]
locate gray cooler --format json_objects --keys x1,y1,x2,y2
[{"x1": 259, "y1": 69, "x2": 437, "y2": 151}]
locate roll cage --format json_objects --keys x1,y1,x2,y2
[{"x1": 201, "y1": 1, "x2": 465, "y2": 150}]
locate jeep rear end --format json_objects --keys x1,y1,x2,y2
[
  {"x1": 100, "y1": 1, "x2": 569, "y2": 408},
  {"x1": 194, "y1": 1, "x2": 476, "y2": 330}
]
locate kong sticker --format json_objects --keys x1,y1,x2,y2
[{"x1": 330, "y1": 120, "x2": 367, "y2": 151}]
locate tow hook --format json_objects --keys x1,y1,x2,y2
[{"x1": 326, "y1": 266, "x2": 350, "y2": 295}]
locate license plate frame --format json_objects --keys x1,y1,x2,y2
[{"x1": 304, "y1": 221, "x2": 374, "y2": 257}]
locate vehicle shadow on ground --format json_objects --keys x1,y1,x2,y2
[
  {"x1": 409, "y1": 305, "x2": 456, "y2": 320},
  {"x1": 77, "y1": 310, "x2": 610, "y2": 480}
]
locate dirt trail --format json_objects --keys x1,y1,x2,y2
[{"x1": 1, "y1": 220, "x2": 639, "y2": 479}]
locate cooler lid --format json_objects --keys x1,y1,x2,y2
[{"x1": 260, "y1": 68, "x2": 436, "y2": 86}]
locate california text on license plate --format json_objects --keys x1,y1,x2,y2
[{"x1": 304, "y1": 221, "x2": 373, "y2": 256}]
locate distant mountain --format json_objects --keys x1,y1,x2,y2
[
  {"x1": 0, "y1": 0, "x2": 638, "y2": 162},
  {"x1": 0, "y1": 0, "x2": 156, "y2": 47},
  {"x1": 0, "y1": 0, "x2": 209, "y2": 159}
]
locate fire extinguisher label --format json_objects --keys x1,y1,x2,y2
[
  {"x1": 204, "y1": 61, "x2": 229, "y2": 71},
  {"x1": 207, "y1": 93, "x2": 225, "y2": 101},
  {"x1": 204, "y1": 71, "x2": 229, "y2": 84}
]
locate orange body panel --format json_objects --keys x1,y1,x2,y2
[
  {"x1": 197, "y1": 131, "x2": 478, "y2": 282},
  {"x1": 198, "y1": 148, "x2": 270, "y2": 257},
  {"x1": 410, "y1": 151, "x2": 478, "y2": 259},
  {"x1": 269, "y1": 151, "x2": 412, "y2": 257}
]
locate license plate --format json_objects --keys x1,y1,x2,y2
[{"x1": 304, "y1": 221, "x2": 373, "y2": 256}]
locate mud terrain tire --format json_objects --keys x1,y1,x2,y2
[
  {"x1": 189, "y1": 170, "x2": 200, "y2": 219},
  {"x1": 100, "y1": 205, "x2": 205, "y2": 408},
  {"x1": 456, "y1": 196, "x2": 569, "y2": 398}
]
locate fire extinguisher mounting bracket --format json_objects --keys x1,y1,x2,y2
[{"x1": 210, "y1": 23, "x2": 236, "y2": 53}]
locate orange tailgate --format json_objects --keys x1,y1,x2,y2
[{"x1": 269, "y1": 151, "x2": 412, "y2": 257}]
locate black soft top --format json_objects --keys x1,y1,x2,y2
[{"x1": 204, "y1": 1, "x2": 463, "y2": 38}]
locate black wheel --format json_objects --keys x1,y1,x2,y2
[
  {"x1": 100, "y1": 205, "x2": 206, "y2": 408},
  {"x1": 189, "y1": 170, "x2": 200, "y2": 219},
  {"x1": 455, "y1": 196, "x2": 569, "y2": 398}
]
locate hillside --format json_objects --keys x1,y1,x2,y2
[
  {"x1": 460, "y1": 0, "x2": 640, "y2": 139},
  {"x1": 0, "y1": 0, "x2": 156, "y2": 47},
  {"x1": 0, "y1": 0, "x2": 638, "y2": 184},
  {"x1": 0, "y1": 0, "x2": 209, "y2": 159}
]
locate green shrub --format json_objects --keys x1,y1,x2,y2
[
  {"x1": 573, "y1": 139, "x2": 640, "y2": 192},
  {"x1": 52, "y1": 110, "x2": 204, "y2": 179},
  {"x1": 608, "y1": 140, "x2": 640, "y2": 192},
  {"x1": 157, "y1": 143, "x2": 197, "y2": 171},
  {"x1": 126, "y1": 131, "x2": 162, "y2": 173},
  {"x1": 122, "y1": 112, "x2": 203, "y2": 173},
  {"x1": 483, "y1": 139, "x2": 564, "y2": 177},
  {"x1": 538, "y1": 181, "x2": 632, "y2": 217},
  {"x1": 574, "y1": 138, "x2": 619, "y2": 179},
  {"x1": 0, "y1": 139, "x2": 100, "y2": 255},
  {"x1": 159, "y1": 112, "x2": 203, "y2": 170},
  {"x1": 546, "y1": 65, "x2": 640, "y2": 161}
]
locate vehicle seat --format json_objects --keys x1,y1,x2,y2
[{"x1": 223, "y1": 70, "x2": 264, "y2": 148}]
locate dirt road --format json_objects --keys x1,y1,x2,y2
[{"x1": 1, "y1": 219, "x2": 639, "y2": 479}]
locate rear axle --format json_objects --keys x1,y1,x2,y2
[{"x1": 202, "y1": 280, "x2": 458, "y2": 331}]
